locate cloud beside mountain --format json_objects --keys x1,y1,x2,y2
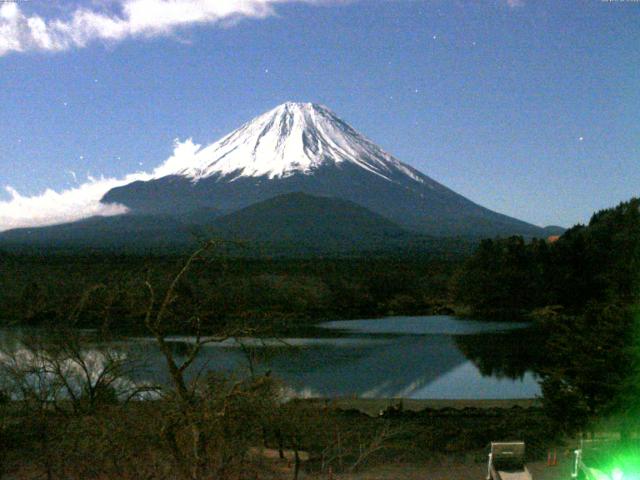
[{"x1": 0, "y1": 139, "x2": 200, "y2": 232}]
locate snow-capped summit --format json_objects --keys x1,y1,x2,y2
[{"x1": 168, "y1": 102, "x2": 423, "y2": 183}]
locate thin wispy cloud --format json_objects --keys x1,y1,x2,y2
[
  {"x1": 0, "y1": 139, "x2": 201, "y2": 232},
  {"x1": 506, "y1": 0, "x2": 525, "y2": 8},
  {"x1": 0, "y1": 0, "x2": 337, "y2": 56}
]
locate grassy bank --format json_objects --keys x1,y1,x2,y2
[{"x1": 0, "y1": 395, "x2": 554, "y2": 479}]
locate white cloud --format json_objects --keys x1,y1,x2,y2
[
  {"x1": 0, "y1": 179, "x2": 132, "y2": 232},
  {"x1": 152, "y1": 138, "x2": 202, "y2": 178},
  {"x1": 0, "y1": 138, "x2": 202, "y2": 232},
  {"x1": 0, "y1": 0, "x2": 336, "y2": 56},
  {"x1": 506, "y1": 0, "x2": 525, "y2": 7}
]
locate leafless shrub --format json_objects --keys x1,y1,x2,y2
[{"x1": 142, "y1": 240, "x2": 283, "y2": 480}]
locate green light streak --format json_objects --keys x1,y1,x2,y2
[{"x1": 583, "y1": 444, "x2": 640, "y2": 480}]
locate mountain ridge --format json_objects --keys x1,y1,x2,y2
[
  {"x1": 1, "y1": 192, "x2": 468, "y2": 256},
  {"x1": 101, "y1": 102, "x2": 551, "y2": 238}
]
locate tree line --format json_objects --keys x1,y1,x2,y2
[
  {"x1": 452, "y1": 198, "x2": 640, "y2": 318},
  {"x1": 0, "y1": 252, "x2": 460, "y2": 331}
]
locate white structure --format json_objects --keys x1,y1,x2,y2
[{"x1": 487, "y1": 442, "x2": 533, "y2": 480}]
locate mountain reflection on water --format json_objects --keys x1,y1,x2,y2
[{"x1": 0, "y1": 316, "x2": 542, "y2": 400}]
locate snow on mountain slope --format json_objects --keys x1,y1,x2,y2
[{"x1": 166, "y1": 102, "x2": 425, "y2": 184}]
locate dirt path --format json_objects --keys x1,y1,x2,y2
[{"x1": 273, "y1": 457, "x2": 572, "y2": 480}]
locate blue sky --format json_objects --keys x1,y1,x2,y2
[{"x1": 0, "y1": 0, "x2": 639, "y2": 230}]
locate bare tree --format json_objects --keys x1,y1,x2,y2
[{"x1": 142, "y1": 240, "x2": 280, "y2": 480}]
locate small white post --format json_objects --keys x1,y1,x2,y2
[
  {"x1": 571, "y1": 449, "x2": 581, "y2": 479},
  {"x1": 487, "y1": 452, "x2": 493, "y2": 480}
]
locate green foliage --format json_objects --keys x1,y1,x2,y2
[
  {"x1": 549, "y1": 198, "x2": 640, "y2": 309},
  {"x1": 536, "y1": 304, "x2": 638, "y2": 434},
  {"x1": 453, "y1": 198, "x2": 640, "y2": 437},
  {"x1": 451, "y1": 236, "x2": 550, "y2": 318},
  {"x1": 453, "y1": 198, "x2": 640, "y2": 318},
  {"x1": 0, "y1": 254, "x2": 460, "y2": 329}
]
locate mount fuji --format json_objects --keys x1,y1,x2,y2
[
  {"x1": 102, "y1": 102, "x2": 547, "y2": 238},
  {"x1": 1, "y1": 102, "x2": 559, "y2": 253}
]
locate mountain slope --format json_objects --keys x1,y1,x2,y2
[
  {"x1": 0, "y1": 214, "x2": 203, "y2": 252},
  {"x1": 0, "y1": 193, "x2": 423, "y2": 254},
  {"x1": 210, "y1": 192, "x2": 408, "y2": 245},
  {"x1": 102, "y1": 102, "x2": 548, "y2": 238},
  {"x1": 163, "y1": 102, "x2": 422, "y2": 182}
]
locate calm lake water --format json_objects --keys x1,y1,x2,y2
[{"x1": 0, "y1": 316, "x2": 540, "y2": 400}]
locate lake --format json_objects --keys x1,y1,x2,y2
[{"x1": 0, "y1": 316, "x2": 540, "y2": 400}]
